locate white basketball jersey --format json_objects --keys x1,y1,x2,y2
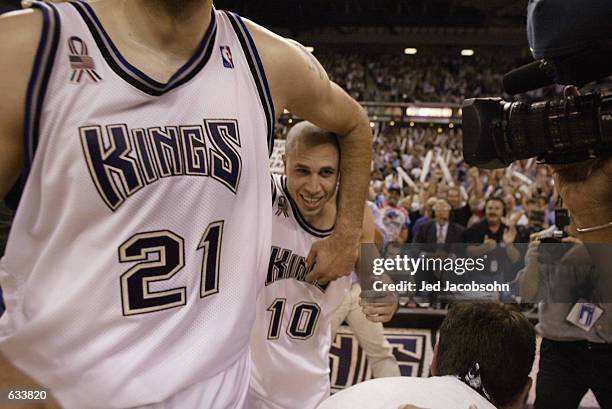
[
  {"x1": 248, "y1": 174, "x2": 351, "y2": 409},
  {"x1": 0, "y1": 2, "x2": 274, "y2": 408}
]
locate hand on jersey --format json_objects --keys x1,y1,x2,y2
[{"x1": 305, "y1": 234, "x2": 359, "y2": 285}]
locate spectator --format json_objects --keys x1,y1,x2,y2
[
  {"x1": 411, "y1": 197, "x2": 437, "y2": 242},
  {"x1": 382, "y1": 185, "x2": 409, "y2": 242},
  {"x1": 414, "y1": 199, "x2": 465, "y2": 244},
  {"x1": 465, "y1": 197, "x2": 521, "y2": 283}
]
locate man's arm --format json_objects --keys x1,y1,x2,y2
[
  {"x1": 0, "y1": 9, "x2": 41, "y2": 199},
  {"x1": 517, "y1": 236, "x2": 541, "y2": 302},
  {"x1": 246, "y1": 22, "x2": 372, "y2": 282},
  {"x1": 0, "y1": 8, "x2": 57, "y2": 395},
  {"x1": 358, "y1": 205, "x2": 398, "y2": 323}
]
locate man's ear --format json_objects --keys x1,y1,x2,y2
[
  {"x1": 430, "y1": 342, "x2": 439, "y2": 376},
  {"x1": 501, "y1": 376, "x2": 532, "y2": 409}
]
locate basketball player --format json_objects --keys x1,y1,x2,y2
[
  {"x1": 0, "y1": 1, "x2": 372, "y2": 408},
  {"x1": 248, "y1": 121, "x2": 397, "y2": 409}
]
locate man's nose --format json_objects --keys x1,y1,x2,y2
[{"x1": 304, "y1": 176, "x2": 320, "y2": 194}]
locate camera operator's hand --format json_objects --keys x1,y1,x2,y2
[{"x1": 526, "y1": 234, "x2": 541, "y2": 263}]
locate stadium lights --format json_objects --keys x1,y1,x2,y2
[
  {"x1": 461, "y1": 49, "x2": 475, "y2": 57},
  {"x1": 404, "y1": 48, "x2": 418, "y2": 55},
  {"x1": 305, "y1": 46, "x2": 315, "y2": 53},
  {"x1": 409, "y1": 122, "x2": 415, "y2": 127},
  {"x1": 389, "y1": 120, "x2": 396, "y2": 126},
  {"x1": 288, "y1": 118, "x2": 293, "y2": 124},
  {"x1": 406, "y1": 107, "x2": 453, "y2": 118},
  {"x1": 369, "y1": 122, "x2": 375, "y2": 128},
  {"x1": 449, "y1": 123, "x2": 454, "y2": 128}
]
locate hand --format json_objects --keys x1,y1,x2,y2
[
  {"x1": 483, "y1": 236, "x2": 496, "y2": 252},
  {"x1": 526, "y1": 235, "x2": 540, "y2": 262},
  {"x1": 359, "y1": 292, "x2": 398, "y2": 323},
  {"x1": 561, "y1": 235, "x2": 582, "y2": 245},
  {"x1": 507, "y1": 209, "x2": 525, "y2": 226},
  {"x1": 305, "y1": 233, "x2": 359, "y2": 284},
  {"x1": 503, "y1": 226, "x2": 517, "y2": 244}
]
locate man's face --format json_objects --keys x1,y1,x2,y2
[
  {"x1": 447, "y1": 188, "x2": 460, "y2": 208},
  {"x1": 285, "y1": 143, "x2": 339, "y2": 220},
  {"x1": 387, "y1": 190, "x2": 401, "y2": 207},
  {"x1": 505, "y1": 195, "x2": 516, "y2": 211},
  {"x1": 434, "y1": 200, "x2": 451, "y2": 224},
  {"x1": 485, "y1": 200, "x2": 504, "y2": 224}
]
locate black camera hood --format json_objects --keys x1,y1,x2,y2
[{"x1": 503, "y1": 0, "x2": 612, "y2": 95}]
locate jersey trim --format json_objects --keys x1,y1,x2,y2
[
  {"x1": 23, "y1": 1, "x2": 61, "y2": 179},
  {"x1": 280, "y1": 176, "x2": 334, "y2": 238},
  {"x1": 69, "y1": 1, "x2": 217, "y2": 96},
  {"x1": 271, "y1": 174, "x2": 277, "y2": 203},
  {"x1": 224, "y1": 12, "x2": 275, "y2": 157}
]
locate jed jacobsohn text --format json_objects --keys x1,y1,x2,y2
[
  {"x1": 373, "y1": 254, "x2": 486, "y2": 276},
  {"x1": 373, "y1": 280, "x2": 511, "y2": 293}
]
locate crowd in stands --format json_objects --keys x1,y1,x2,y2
[
  {"x1": 368, "y1": 124, "x2": 558, "y2": 244},
  {"x1": 317, "y1": 52, "x2": 528, "y2": 103}
]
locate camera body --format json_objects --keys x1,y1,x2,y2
[{"x1": 462, "y1": 93, "x2": 612, "y2": 169}]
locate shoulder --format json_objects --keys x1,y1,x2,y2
[
  {"x1": 0, "y1": 7, "x2": 43, "y2": 47},
  {"x1": 0, "y1": 7, "x2": 45, "y2": 84},
  {"x1": 464, "y1": 221, "x2": 484, "y2": 238},
  {"x1": 422, "y1": 220, "x2": 436, "y2": 230},
  {"x1": 237, "y1": 18, "x2": 311, "y2": 102},
  {"x1": 451, "y1": 222, "x2": 465, "y2": 232}
]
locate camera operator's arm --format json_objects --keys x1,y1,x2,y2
[{"x1": 517, "y1": 235, "x2": 541, "y2": 302}]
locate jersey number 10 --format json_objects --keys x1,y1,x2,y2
[{"x1": 118, "y1": 221, "x2": 224, "y2": 316}]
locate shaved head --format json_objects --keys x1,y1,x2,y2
[{"x1": 285, "y1": 121, "x2": 339, "y2": 160}]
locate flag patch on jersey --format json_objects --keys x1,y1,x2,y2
[
  {"x1": 220, "y1": 46, "x2": 234, "y2": 68},
  {"x1": 68, "y1": 36, "x2": 102, "y2": 83}
]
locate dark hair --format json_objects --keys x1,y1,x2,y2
[{"x1": 435, "y1": 303, "x2": 535, "y2": 407}]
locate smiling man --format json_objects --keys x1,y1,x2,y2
[{"x1": 248, "y1": 121, "x2": 395, "y2": 409}]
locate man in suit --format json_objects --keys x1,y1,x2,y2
[
  {"x1": 415, "y1": 198, "x2": 465, "y2": 244},
  {"x1": 413, "y1": 198, "x2": 466, "y2": 303}
]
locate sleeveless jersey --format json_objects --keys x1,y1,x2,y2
[
  {"x1": 0, "y1": 2, "x2": 274, "y2": 408},
  {"x1": 248, "y1": 174, "x2": 351, "y2": 409}
]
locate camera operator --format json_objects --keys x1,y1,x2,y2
[{"x1": 517, "y1": 225, "x2": 612, "y2": 409}]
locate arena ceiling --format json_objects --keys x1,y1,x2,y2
[{"x1": 215, "y1": 0, "x2": 527, "y2": 29}]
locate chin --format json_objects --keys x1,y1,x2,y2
[{"x1": 299, "y1": 206, "x2": 323, "y2": 218}]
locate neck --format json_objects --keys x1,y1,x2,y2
[{"x1": 122, "y1": 0, "x2": 212, "y2": 57}]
